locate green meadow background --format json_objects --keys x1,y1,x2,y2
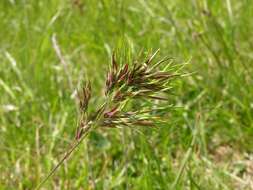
[{"x1": 0, "y1": 0, "x2": 253, "y2": 189}]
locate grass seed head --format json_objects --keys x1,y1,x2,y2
[
  {"x1": 77, "y1": 49, "x2": 181, "y2": 137},
  {"x1": 37, "y1": 49, "x2": 183, "y2": 188}
]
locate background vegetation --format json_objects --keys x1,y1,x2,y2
[{"x1": 0, "y1": 0, "x2": 252, "y2": 189}]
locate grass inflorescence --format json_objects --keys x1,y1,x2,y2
[{"x1": 36, "y1": 49, "x2": 182, "y2": 189}]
